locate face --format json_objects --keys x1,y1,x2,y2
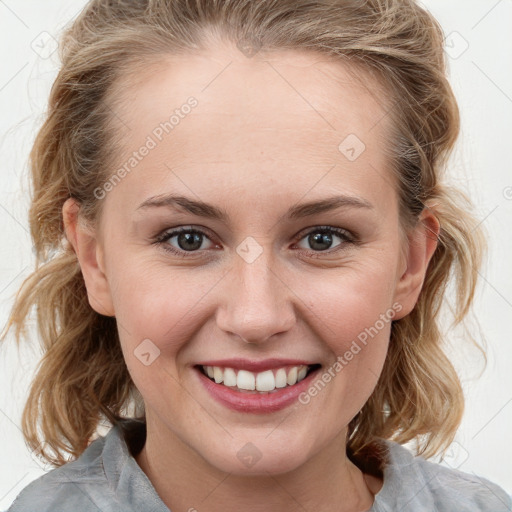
[{"x1": 65, "y1": 40, "x2": 436, "y2": 476}]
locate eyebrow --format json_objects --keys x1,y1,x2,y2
[{"x1": 136, "y1": 193, "x2": 374, "y2": 222}]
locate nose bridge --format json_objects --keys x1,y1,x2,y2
[{"x1": 217, "y1": 237, "x2": 295, "y2": 343}]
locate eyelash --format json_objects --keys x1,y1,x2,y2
[{"x1": 152, "y1": 225, "x2": 357, "y2": 259}]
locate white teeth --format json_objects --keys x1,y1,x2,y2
[
  {"x1": 297, "y1": 367, "x2": 308, "y2": 381},
  {"x1": 237, "y1": 370, "x2": 255, "y2": 390},
  {"x1": 275, "y1": 368, "x2": 287, "y2": 388},
  {"x1": 287, "y1": 367, "x2": 298, "y2": 386},
  {"x1": 256, "y1": 370, "x2": 275, "y2": 392},
  {"x1": 223, "y1": 367, "x2": 237, "y2": 387},
  {"x1": 213, "y1": 366, "x2": 223, "y2": 384},
  {"x1": 201, "y1": 364, "x2": 314, "y2": 392}
]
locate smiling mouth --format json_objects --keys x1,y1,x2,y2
[{"x1": 196, "y1": 364, "x2": 322, "y2": 394}]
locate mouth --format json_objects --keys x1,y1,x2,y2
[{"x1": 195, "y1": 363, "x2": 322, "y2": 394}]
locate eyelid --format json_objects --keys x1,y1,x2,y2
[
  {"x1": 293, "y1": 224, "x2": 355, "y2": 242},
  {"x1": 155, "y1": 224, "x2": 215, "y2": 238}
]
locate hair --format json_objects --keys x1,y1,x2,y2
[{"x1": 1, "y1": 0, "x2": 486, "y2": 470}]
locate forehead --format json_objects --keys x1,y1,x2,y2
[{"x1": 104, "y1": 43, "x2": 395, "y2": 210}]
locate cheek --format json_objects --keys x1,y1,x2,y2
[
  {"x1": 300, "y1": 281, "x2": 394, "y2": 423},
  {"x1": 107, "y1": 256, "x2": 217, "y2": 355},
  {"x1": 296, "y1": 257, "x2": 399, "y2": 402},
  {"x1": 302, "y1": 259, "x2": 398, "y2": 347},
  {"x1": 107, "y1": 260, "x2": 209, "y2": 408}
]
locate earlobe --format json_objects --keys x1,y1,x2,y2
[
  {"x1": 392, "y1": 208, "x2": 440, "y2": 320},
  {"x1": 62, "y1": 198, "x2": 115, "y2": 317}
]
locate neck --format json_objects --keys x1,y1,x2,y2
[{"x1": 133, "y1": 419, "x2": 381, "y2": 512}]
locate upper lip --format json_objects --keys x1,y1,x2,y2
[{"x1": 194, "y1": 358, "x2": 320, "y2": 372}]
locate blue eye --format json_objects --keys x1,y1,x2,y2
[{"x1": 153, "y1": 225, "x2": 356, "y2": 258}]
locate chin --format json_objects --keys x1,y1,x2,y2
[{"x1": 199, "y1": 437, "x2": 312, "y2": 476}]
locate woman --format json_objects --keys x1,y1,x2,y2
[{"x1": 2, "y1": 0, "x2": 510, "y2": 510}]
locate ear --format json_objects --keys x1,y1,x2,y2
[
  {"x1": 62, "y1": 198, "x2": 115, "y2": 317},
  {"x1": 392, "y1": 206, "x2": 440, "y2": 320}
]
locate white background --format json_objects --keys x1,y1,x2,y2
[{"x1": 1, "y1": 0, "x2": 511, "y2": 508}]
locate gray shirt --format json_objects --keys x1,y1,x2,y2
[{"x1": 7, "y1": 419, "x2": 512, "y2": 511}]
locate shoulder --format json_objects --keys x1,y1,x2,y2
[
  {"x1": 373, "y1": 439, "x2": 512, "y2": 512},
  {"x1": 6, "y1": 419, "x2": 162, "y2": 512},
  {"x1": 7, "y1": 429, "x2": 114, "y2": 512}
]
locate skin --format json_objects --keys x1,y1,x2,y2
[{"x1": 63, "y1": 39, "x2": 440, "y2": 512}]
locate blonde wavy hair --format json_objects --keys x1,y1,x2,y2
[{"x1": 1, "y1": 0, "x2": 486, "y2": 469}]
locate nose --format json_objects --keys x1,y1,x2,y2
[{"x1": 215, "y1": 243, "x2": 296, "y2": 345}]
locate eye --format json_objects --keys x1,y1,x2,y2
[
  {"x1": 153, "y1": 225, "x2": 356, "y2": 258},
  {"x1": 154, "y1": 227, "x2": 216, "y2": 257},
  {"x1": 294, "y1": 226, "x2": 355, "y2": 254}
]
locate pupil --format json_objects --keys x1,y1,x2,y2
[
  {"x1": 309, "y1": 232, "x2": 332, "y2": 251},
  {"x1": 178, "y1": 232, "x2": 202, "y2": 251}
]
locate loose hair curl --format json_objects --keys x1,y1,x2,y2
[{"x1": 1, "y1": 0, "x2": 486, "y2": 469}]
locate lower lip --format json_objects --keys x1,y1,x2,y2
[{"x1": 195, "y1": 366, "x2": 321, "y2": 414}]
